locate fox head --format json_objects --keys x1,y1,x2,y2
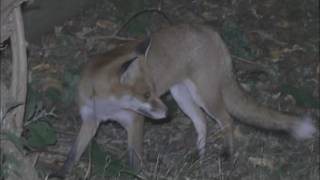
[
  {"x1": 79, "y1": 38, "x2": 168, "y2": 121},
  {"x1": 116, "y1": 38, "x2": 168, "y2": 119}
]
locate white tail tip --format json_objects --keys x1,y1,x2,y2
[{"x1": 292, "y1": 116, "x2": 317, "y2": 140}]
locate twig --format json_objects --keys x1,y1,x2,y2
[
  {"x1": 53, "y1": 129, "x2": 77, "y2": 137},
  {"x1": 120, "y1": 170, "x2": 147, "y2": 180},
  {"x1": 143, "y1": 171, "x2": 174, "y2": 180},
  {"x1": 1, "y1": 102, "x2": 23, "y2": 122},
  {"x1": 44, "y1": 174, "x2": 49, "y2": 180},
  {"x1": 114, "y1": 8, "x2": 172, "y2": 37},
  {"x1": 152, "y1": 154, "x2": 160, "y2": 180},
  {"x1": 231, "y1": 55, "x2": 271, "y2": 74},
  {"x1": 84, "y1": 143, "x2": 92, "y2": 180},
  {"x1": 81, "y1": 35, "x2": 136, "y2": 41},
  {"x1": 24, "y1": 106, "x2": 57, "y2": 126},
  {"x1": 102, "y1": 154, "x2": 112, "y2": 178},
  {"x1": 173, "y1": 157, "x2": 190, "y2": 180},
  {"x1": 0, "y1": 41, "x2": 9, "y2": 50},
  {"x1": 35, "y1": 149, "x2": 67, "y2": 157},
  {"x1": 231, "y1": 55, "x2": 264, "y2": 67},
  {"x1": 32, "y1": 153, "x2": 40, "y2": 167},
  {"x1": 250, "y1": 30, "x2": 287, "y2": 46},
  {"x1": 225, "y1": 152, "x2": 239, "y2": 179},
  {"x1": 218, "y1": 157, "x2": 224, "y2": 180}
]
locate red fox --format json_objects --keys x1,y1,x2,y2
[{"x1": 55, "y1": 24, "x2": 316, "y2": 177}]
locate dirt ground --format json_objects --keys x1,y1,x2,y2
[{"x1": 1, "y1": 0, "x2": 319, "y2": 179}]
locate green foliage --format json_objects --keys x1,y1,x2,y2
[
  {"x1": 29, "y1": 68, "x2": 79, "y2": 107},
  {"x1": 0, "y1": 166, "x2": 4, "y2": 179},
  {"x1": 280, "y1": 84, "x2": 319, "y2": 109},
  {"x1": 25, "y1": 86, "x2": 41, "y2": 120},
  {"x1": 62, "y1": 70, "x2": 80, "y2": 106},
  {"x1": 51, "y1": 33, "x2": 81, "y2": 59},
  {"x1": 0, "y1": 153, "x2": 22, "y2": 179},
  {"x1": 44, "y1": 88, "x2": 62, "y2": 104},
  {"x1": 25, "y1": 121, "x2": 57, "y2": 149},
  {"x1": 0, "y1": 133, "x2": 27, "y2": 179},
  {"x1": 2, "y1": 132, "x2": 29, "y2": 153},
  {"x1": 222, "y1": 21, "x2": 256, "y2": 60}
]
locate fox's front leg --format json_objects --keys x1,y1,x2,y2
[
  {"x1": 128, "y1": 115, "x2": 144, "y2": 169},
  {"x1": 51, "y1": 117, "x2": 100, "y2": 178},
  {"x1": 118, "y1": 113, "x2": 144, "y2": 169}
]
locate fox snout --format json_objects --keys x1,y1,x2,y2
[{"x1": 137, "y1": 98, "x2": 168, "y2": 119}]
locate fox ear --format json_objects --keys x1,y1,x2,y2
[
  {"x1": 119, "y1": 57, "x2": 140, "y2": 85},
  {"x1": 135, "y1": 37, "x2": 151, "y2": 55},
  {"x1": 120, "y1": 38, "x2": 150, "y2": 85}
]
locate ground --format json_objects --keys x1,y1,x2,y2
[{"x1": 1, "y1": 0, "x2": 319, "y2": 180}]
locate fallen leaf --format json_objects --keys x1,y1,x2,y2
[
  {"x1": 270, "y1": 49, "x2": 282, "y2": 62},
  {"x1": 32, "y1": 63, "x2": 51, "y2": 71},
  {"x1": 233, "y1": 126, "x2": 244, "y2": 139},
  {"x1": 40, "y1": 77, "x2": 63, "y2": 92},
  {"x1": 76, "y1": 27, "x2": 94, "y2": 39},
  {"x1": 248, "y1": 156, "x2": 275, "y2": 170},
  {"x1": 283, "y1": 94, "x2": 296, "y2": 105},
  {"x1": 54, "y1": 26, "x2": 63, "y2": 35},
  {"x1": 96, "y1": 20, "x2": 115, "y2": 29},
  {"x1": 276, "y1": 20, "x2": 289, "y2": 28}
]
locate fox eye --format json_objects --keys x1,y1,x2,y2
[{"x1": 144, "y1": 92, "x2": 151, "y2": 99}]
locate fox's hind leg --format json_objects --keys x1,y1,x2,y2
[
  {"x1": 184, "y1": 79, "x2": 234, "y2": 158},
  {"x1": 212, "y1": 109, "x2": 234, "y2": 158},
  {"x1": 170, "y1": 82, "x2": 207, "y2": 160}
]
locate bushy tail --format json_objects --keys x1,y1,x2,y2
[{"x1": 222, "y1": 77, "x2": 316, "y2": 140}]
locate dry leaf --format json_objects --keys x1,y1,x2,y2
[
  {"x1": 96, "y1": 20, "x2": 115, "y2": 29},
  {"x1": 32, "y1": 63, "x2": 51, "y2": 71},
  {"x1": 276, "y1": 20, "x2": 289, "y2": 28},
  {"x1": 270, "y1": 49, "x2": 282, "y2": 62},
  {"x1": 283, "y1": 94, "x2": 296, "y2": 105},
  {"x1": 233, "y1": 126, "x2": 244, "y2": 139},
  {"x1": 248, "y1": 156, "x2": 275, "y2": 170},
  {"x1": 40, "y1": 77, "x2": 63, "y2": 92}
]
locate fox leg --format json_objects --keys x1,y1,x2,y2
[
  {"x1": 118, "y1": 113, "x2": 144, "y2": 170},
  {"x1": 170, "y1": 83, "x2": 207, "y2": 160},
  {"x1": 201, "y1": 100, "x2": 234, "y2": 158},
  {"x1": 198, "y1": 98, "x2": 234, "y2": 158},
  {"x1": 55, "y1": 117, "x2": 100, "y2": 178},
  {"x1": 213, "y1": 109, "x2": 234, "y2": 158},
  {"x1": 184, "y1": 79, "x2": 234, "y2": 158},
  {"x1": 127, "y1": 118, "x2": 144, "y2": 169}
]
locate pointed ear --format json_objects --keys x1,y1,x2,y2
[
  {"x1": 119, "y1": 57, "x2": 140, "y2": 85},
  {"x1": 135, "y1": 37, "x2": 151, "y2": 55}
]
